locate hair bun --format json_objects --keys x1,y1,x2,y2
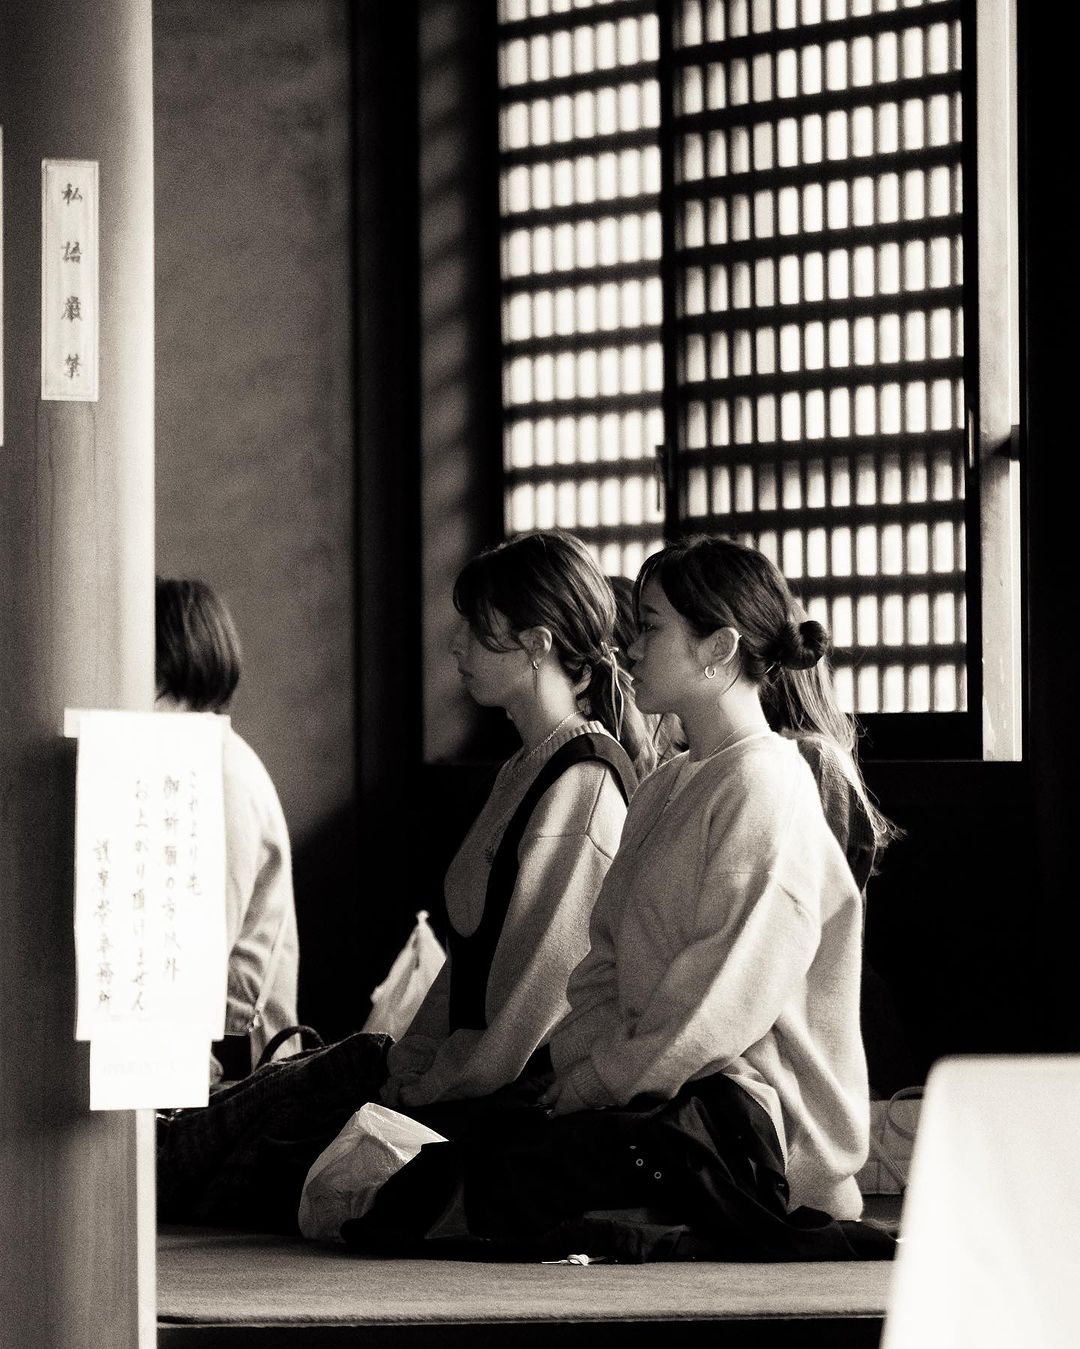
[{"x1": 777, "y1": 618, "x2": 828, "y2": 671}]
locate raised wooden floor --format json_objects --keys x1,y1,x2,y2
[{"x1": 158, "y1": 1204, "x2": 900, "y2": 1349}]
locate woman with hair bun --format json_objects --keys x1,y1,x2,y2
[
  {"x1": 759, "y1": 630, "x2": 899, "y2": 896},
  {"x1": 356, "y1": 535, "x2": 889, "y2": 1262},
  {"x1": 543, "y1": 536, "x2": 873, "y2": 1222}
]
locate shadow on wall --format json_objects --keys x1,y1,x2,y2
[
  {"x1": 153, "y1": 0, "x2": 360, "y2": 1042},
  {"x1": 292, "y1": 804, "x2": 366, "y2": 1043},
  {"x1": 292, "y1": 798, "x2": 459, "y2": 1044}
]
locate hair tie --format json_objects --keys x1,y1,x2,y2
[{"x1": 598, "y1": 641, "x2": 624, "y2": 739}]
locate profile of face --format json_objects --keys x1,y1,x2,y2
[
  {"x1": 626, "y1": 579, "x2": 709, "y2": 717},
  {"x1": 449, "y1": 611, "x2": 533, "y2": 710}
]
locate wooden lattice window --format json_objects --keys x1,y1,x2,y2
[{"x1": 495, "y1": 0, "x2": 1017, "y2": 747}]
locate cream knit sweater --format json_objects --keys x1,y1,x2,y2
[
  {"x1": 222, "y1": 729, "x2": 299, "y2": 1062},
  {"x1": 383, "y1": 720, "x2": 628, "y2": 1108},
  {"x1": 549, "y1": 731, "x2": 870, "y2": 1220}
]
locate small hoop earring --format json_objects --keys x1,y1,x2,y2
[
  {"x1": 531, "y1": 659, "x2": 540, "y2": 671},
  {"x1": 704, "y1": 664, "x2": 716, "y2": 680}
]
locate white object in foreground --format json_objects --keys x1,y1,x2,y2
[
  {"x1": 882, "y1": 1055, "x2": 1080, "y2": 1349},
  {"x1": 298, "y1": 1102, "x2": 447, "y2": 1243}
]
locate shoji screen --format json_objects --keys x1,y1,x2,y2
[
  {"x1": 670, "y1": 0, "x2": 968, "y2": 713},
  {"x1": 497, "y1": 0, "x2": 668, "y2": 579}
]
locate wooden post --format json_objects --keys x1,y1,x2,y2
[{"x1": 0, "y1": 1, "x2": 156, "y2": 1346}]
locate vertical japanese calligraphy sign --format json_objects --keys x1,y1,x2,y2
[
  {"x1": 70, "y1": 710, "x2": 229, "y2": 1107},
  {"x1": 42, "y1": 158, "x2": 99, "y2": 401}
]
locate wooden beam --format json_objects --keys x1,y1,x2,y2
[{"x1": 0, "y1": 1, "x2": 156, "y2": 1346}]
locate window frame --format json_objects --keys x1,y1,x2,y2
[
  {"x1": 970, "y1": 0, "x2": 1021, "y2": 761},
  {"x1": 489, "y1": 0, "x2": 1020, "y2": 764}
]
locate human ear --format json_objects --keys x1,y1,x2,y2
[
  {"x1": 707, "y1": 626, "x2": 741, "y2": 668},
  {"x1": 518, "y1": 625, "x2": 554, "y2": 665}
]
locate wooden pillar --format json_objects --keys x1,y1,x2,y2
[{"x1": 0, "y1": 2, "x2": 156, "y2": 1347}]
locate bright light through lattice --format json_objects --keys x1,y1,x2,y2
[
  {"x1": 672, "y1": 0, "x2": 967, "y2": 713},
  {"x1": 498, "y1": 0, "x2": 971, "y2": 715},
  {"x1": 498, "y1": 0, "x2": 668, "y2": 583}
]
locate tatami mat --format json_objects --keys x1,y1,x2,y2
[{"x1": 158, "y1": 1227, "x2": 894, "y2": 1327}]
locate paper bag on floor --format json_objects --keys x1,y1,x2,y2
[{"x1": 298, "y1": 1101, "x2": 446, "y2": 1242}]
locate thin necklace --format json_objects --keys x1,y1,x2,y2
[
  {"x1": 690, "y1": 722, "x2": 765, "y2": 763},
  {"x1": 634, "y1": 724, "x2": 763, "y2": 855},
  {"x1": 483, "y1": 713, "x2": 584, "y2": 865},
  {"x1": 508, "y1": 712, "x2": 580, "y2": 772}
]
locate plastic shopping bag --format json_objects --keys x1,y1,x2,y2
[
  {"x1": 855, "y1": 1089, "x2": 923, "y2": 1194},
  {"x1": 361, "y1": 910, "x2": 445, "y2": 1040},
  {"x1": 298, "y1": 1101, "x2": 447, "y2": 1242}
]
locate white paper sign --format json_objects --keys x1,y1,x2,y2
[
  {"x1": 72, "y1": 710, "x2": 228, "y2": 1045},
  {"x1": 42, "y1": 158, "x2": 99, "y2": 401},
  {"x1": 89, "y1": 1021, "x2": 211, "y2": 1111}
]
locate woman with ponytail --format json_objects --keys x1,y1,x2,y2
[
  {"x1": 380, "y1": 529, "x2": 651, "y2": 1120},
  {"x1": 759, "y1": 635, "x2": 899, "y2": 895},
  {"x1": 539, "y1": 537, "x2": 873, "y2": 1221},
  {"x1": 159, "y1": 531, "x2": 645, "y2": 1233},
  {"x1": 355, "y1": 535, "x2": 889, "y2": 1262}
]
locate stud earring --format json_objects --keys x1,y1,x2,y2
[{"x1": 704, "y1": 664, "x2": 716, "y2": 679}]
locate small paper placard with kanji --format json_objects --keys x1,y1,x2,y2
[{"x1": 42, "y1": 159, "x2": 99, "y2": 401}]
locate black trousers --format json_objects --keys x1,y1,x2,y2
[{"x1": 347, "y1": 1072, "x2": 894, "y2": 1263}]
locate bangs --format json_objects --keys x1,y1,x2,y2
[
  {"x1": 452, "y1": 554, "x2": 516, "y2": 652},
  {"x1": 632, "y1": 548, "x2": 674, "y2": 625},
  {"x1": 632, "y1": 539, "x2": 736, "y2": 638}
]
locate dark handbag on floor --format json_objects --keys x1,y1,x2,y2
[
  {"x1": 211, "y1": 1023, "x2": 326, "y2": 1082},
  {"x1": 158, "y1": 1030, "x2": 391, "y2": 1233}
]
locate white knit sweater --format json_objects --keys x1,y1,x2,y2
[
  {"x1": 383, "y1": 721, "x2": 628, "y2": 1108},
  {"x1": 549, "y1": 731, "x2": 870, "y2": 1219},
  {"x1": 222, "y1": 729, "x2": 299, "y2": 1061}
]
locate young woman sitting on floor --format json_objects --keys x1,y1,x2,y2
[
  {"x1": 158, "y1": 530, "x2": 653, "y2": 1230},
  {"x1": 352, "y1": 535, "x2": 890, "y2": 1261},
  {"x1": 380, "y1": 529, "x2": 654, "y2": 1128}
]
